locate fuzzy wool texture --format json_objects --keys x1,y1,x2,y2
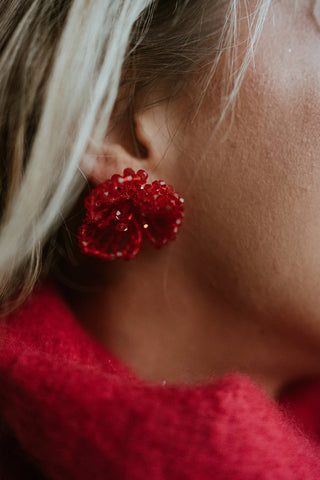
[{"x1": 1, "y1": 280, "x2": 320, "y2": 479}]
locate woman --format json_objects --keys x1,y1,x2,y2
[{"x1": 1, "y1": 0, "x2": 320, "y2": 478}]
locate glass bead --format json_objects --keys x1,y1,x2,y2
[{"x1": 78, "y1": 168, "x2": 184, "y2": 260}]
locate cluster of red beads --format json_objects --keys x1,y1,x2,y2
[{"x1": 78, "y1": 168, "x2": 184, "y2": 260}]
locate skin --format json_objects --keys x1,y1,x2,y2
[{"x1": 64, "y1": 0, "x2": 320, "y2": 398}]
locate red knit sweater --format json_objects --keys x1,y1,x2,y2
[{"x1": 1, "y1": 280, "x2": 320, "y2": 479}]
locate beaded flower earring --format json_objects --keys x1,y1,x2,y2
[{"x1": 78, "y1": 168, "x2": 184, "y2": 260}]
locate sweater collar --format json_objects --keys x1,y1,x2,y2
[{"x1": 1, "y1": 279, "x2": 320, "y2": 479}]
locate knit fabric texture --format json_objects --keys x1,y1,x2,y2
[{"x1": 1, "y1": 280, "x2": 320, "y2": 479}]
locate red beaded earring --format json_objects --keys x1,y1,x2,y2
[{"x1": 78, "y1": 168, "x2": 184, "y2": 260}]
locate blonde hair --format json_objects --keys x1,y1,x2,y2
[{"x1": 0, "y1": 0, "x2": 271, "y2": 313}]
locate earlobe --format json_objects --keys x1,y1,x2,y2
[
  {"x1": 80, "y1": 111, "x2": 150, "y2": 186},
  {"x1": 81, "y1": 142, "x2": 143, "y2": 187}
]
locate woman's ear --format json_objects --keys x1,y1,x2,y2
[
  {"x1": 80, "y1": 109, "x2": 147, "y2": 186},
  {"x1": 80, "y1": 103, "x2": 181, "y2": 186}
]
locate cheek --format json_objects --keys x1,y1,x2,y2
[
  {"x1": 183, "y1": 2, "x2": 320, "y2": 320},
  {"x1": 232, "y1": 0, "x2": 320, "y2": 285},
  {"x1": 188, "y1": 121, "x2": 320, "y2": 324}
]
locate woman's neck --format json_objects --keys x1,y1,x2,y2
[{"x1": 60, "y1": 247, "x2": 320, "y2": 400}]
